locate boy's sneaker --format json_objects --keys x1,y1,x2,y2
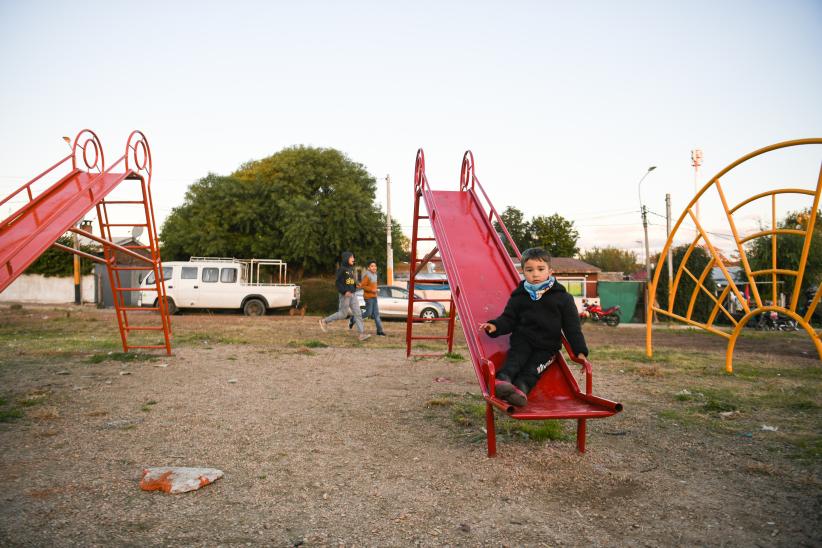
[
  {"x1": 318, "y1": 319, "x2": 328, "y2": 332},
  {"x1": 494, "y1": 379, "x2": 527, "y2": 407},
  {"x1": 358, "y1": 333, "x2": 371, "y2": 341},
  {"x1": 377, "y1": 332, "x2": 386, "y2": 336}
]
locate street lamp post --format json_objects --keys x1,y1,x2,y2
[{"x1": 637, "y1": 165, "x2": 657, "y2": 286}]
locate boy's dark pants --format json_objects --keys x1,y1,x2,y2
[{"x1": 497, "y1": 341, "x2": 555, "y2": 394}]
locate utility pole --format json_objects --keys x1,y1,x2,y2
[
  {"x1": 666, "y1": 193, "x2": 673, "y2": 297},
  {"x1": 73, "y1": 224, "x2": 81, "y2": 304},
  {"x1": 691, "y1": 148, "x2": 703, "y2": 222},
  {"x1": 642, "y1": 205, "x2": 651, "y2": 283},
  {"x1": 385, "y1": 174, "x2": 394, "y2": 286}
]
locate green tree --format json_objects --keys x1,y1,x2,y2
[
  {"x1": 746, "y1": 208, "x2": 822, "y2": 303},
  {"x1": 494, "y1": 206, "x2": 533, "y2": 255},
  {"x1": 160, "y1": 146, "x2": 392, "y2": 278},
  {"x1": 653, "y1": 245, "x2": 717, "y2": 322},
  {"x1": 24, "y1": 235, "x2": 96, "y2": 277},
  {"x1": 530, "y1": 214, "x2": 579, "y2": 257},
  {"x1": 579, "y1": 246, "x2": 640, "y2": 273}
]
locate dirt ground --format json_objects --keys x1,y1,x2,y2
[{"x1": 0, "y1": 305, "x2": 820, "y2": 547}]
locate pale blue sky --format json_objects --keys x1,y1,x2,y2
[{"x1": 1, "y1": 0, "x2": 820, "y2": 257}]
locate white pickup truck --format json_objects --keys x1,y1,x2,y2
[{"x1": 138, "y1": 257, "x2": 300, "y2": 316}]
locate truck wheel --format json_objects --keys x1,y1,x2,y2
[
  {"x1": 155, "y1": 298, "x2": 177, "y2": 315},
  {"x1": 243, "y1": 298, "x2": 266, "y2": 316}
]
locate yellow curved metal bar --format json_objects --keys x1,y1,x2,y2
[
  {"x1": 739, "y1": 228, "x2": 805, "y2": 244},
  {"x1": 690, "y1": 209, "x2": 756, "y2": 309},
  {"x1": 684, "y1": 261, "x2": 736, "y2": 329},
  {"x1": 729, "y1": 188, "x2": 815, "y2": 215},
  {"x1": 726, "y1": 306, "x2": 822, "y2": 373},
  {"x1": 707, "y1": 284, "x2": 738, "y2": 327},
  {"x1": 668, "y1": 234, "x2": 702, "y2": 312},
  {"x1": 789, "y1": 164, "x2": 822, "y2": 311},
  {"x1": 646, "y1": 138, "x2": 822, "y2": 374},
  {"x1": 750, "y1": 268, "x2": 798, "y2": 277},
  {"x1": 805, "y1": 282, "x2": 822, "y2": 323},
  {"x1": 685, "y1": 259, "x2": 715, "y2": 321},
  {"x1": 716, "y1": 179, "x2": 765, "y2": 308}
]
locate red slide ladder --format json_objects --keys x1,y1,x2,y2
[
  {"x1": 406, "y1": 150, "x2": 622, "y2": 457},
  {"x1": 0, "y1": 130, "x2": 172, "y2": 355}
]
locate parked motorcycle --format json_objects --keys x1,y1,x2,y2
[
  {"x1": 579, "y1": 300, "x2": 621, "y2": 327},
  {"x1": 755, "y1": 311, "x2": 798, "y2": 331}
]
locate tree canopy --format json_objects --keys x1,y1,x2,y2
[
  {"x1": 746, "y1": 208, "x2": 822, "y2": 303},
  {"x1": 160, "y1": 146, "x2": 408, "y2": 277},
  {"x1": 24, "y1": 235, "x2": 95, "y2": 277},
  {"x1": 653, "y1": 245, "x2": 717, "y2": 322},
  {"x1": 579, "y1": 246, "x2": 640, "y2": 273},
  {"x1": 530, "y1": 214, "x2": 579, "y2": 257},
  {"x1": 494, "y1": 206, "x2": 580, "y2": 257}
]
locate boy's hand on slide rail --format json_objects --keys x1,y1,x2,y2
[{"x1": 478, "y1": 322, "x2": 496, "y2": 334}]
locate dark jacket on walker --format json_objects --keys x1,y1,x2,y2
[{"x1": 335, "y1": 251, "x2": 357, "y2": 294}]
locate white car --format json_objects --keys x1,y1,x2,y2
[{"x1": 357, "y1": 285, "x2": 447, "y2": 320}]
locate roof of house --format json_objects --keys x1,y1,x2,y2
[{"x1": 551, "y1": 257, "x2": 601, "y2": 274}]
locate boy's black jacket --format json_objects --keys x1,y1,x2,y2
[
  {"x1": 335, "y1": 251, "x2": 357, "y2": 294},
  {"x1": 488, "y1": 280, "x2": 588, "y2": 357}
]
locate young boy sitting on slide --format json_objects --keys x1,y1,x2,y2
[{"x1": 479, "y1": 247, "x2": 588, "y2": 407}]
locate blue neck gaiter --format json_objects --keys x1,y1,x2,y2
[{"x1": 523, "y1": 277, "x2": 555, "y2": 301}]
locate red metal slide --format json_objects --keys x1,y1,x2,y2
[
  {"x1": 0, "y1": 130, "x2": 172, "y2": 354},
  {"x1": 406, "y1": 150, "x2": 622, "y2": 457}
]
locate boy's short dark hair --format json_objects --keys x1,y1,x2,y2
[
  {"x1": 367, "y1": 260, "x2": 377, "y2": 267},
  {"x1": 520, "y1": 247, "x2": 552, "y2": 269}
]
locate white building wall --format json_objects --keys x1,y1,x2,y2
[{"x1": 0, "y1": 274, "x2": 96, "y2": 304}]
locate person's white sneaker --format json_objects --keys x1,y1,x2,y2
[
  {"x1": 318, "y1": 319, "x2": 328, "y2": 332},
  {"x1": 358, "y1": 333, "x2": 371, "y2": 341}
]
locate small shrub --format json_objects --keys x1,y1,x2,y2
[
  {"x1": 140, "y1": 400, "x2": 158, "y2": 412},
  {"x1": 0, "y1": 408, "x2": 24, "y2": 422},
  {"x1": 296, "y1": 277, "x2": 339, "y2": 315}
]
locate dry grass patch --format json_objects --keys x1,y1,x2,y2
[{"x1": 28, "y1": 406, "x2": 60, "y2": 421}]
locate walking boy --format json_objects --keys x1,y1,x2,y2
[
  {"x1": 479, "y1": 247, "x2": 587, "y2": 407},
  {"x1": 349, "y1": 260, "x2": 386, "y2": 336},
  {"x1": 319, "y1": 251, "x2": 370, "y2": 341}
]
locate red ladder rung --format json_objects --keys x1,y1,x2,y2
[
  {"x1": 114, "y1": 287, "x2": 153, "y2": 292},
  {"x1": 102, "y1": 200, "x2": 146, "y2": 204},
  {"x1": 125, "y1": 326, "x2": 165, "y2": 331},
  {"x1": 410, "y1": 317, "x2": 451, "y2": 322},
  {"x1": 126, "y1": 345, "x2": 168, "y2": 350},
  {"x1": 111, "y1": 266, "x2": 154, "y2": 271},
  {"x1": 410, "y1": 336, "x2": 449, "y2": 340},
  {"x1": 120, "y1": 307, "x2": 158, "y2": 311}
]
